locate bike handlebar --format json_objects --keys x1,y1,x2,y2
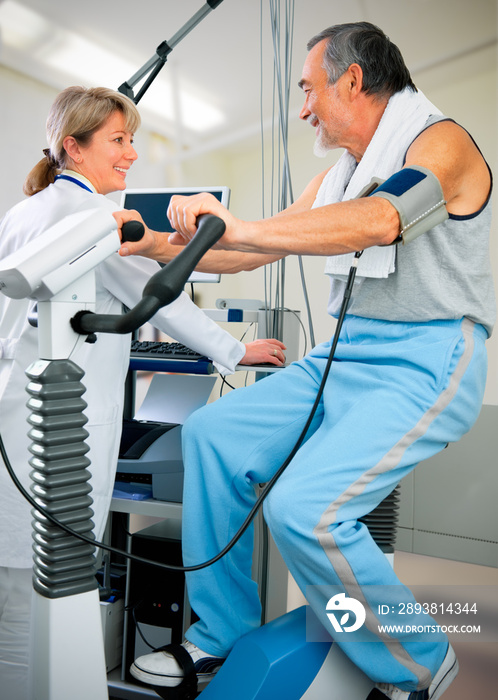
[{"x1": 71, "y1": 214, "x2": 226, "y2": 336}]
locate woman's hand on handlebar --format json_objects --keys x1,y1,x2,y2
[
  {"x1": 114, "y1": 210, "x2": 158, "y2": 258},
  {"x1": 239, "y1": 339, "x2": 287, "y2": 367}
]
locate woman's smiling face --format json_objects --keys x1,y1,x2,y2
[{"x1": 66, "y1": 110, "x2": 138, "y2": 195}]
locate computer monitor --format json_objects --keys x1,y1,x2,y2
[{"x1": 120, "y1": 186, "x2": 231, "y2": 283}]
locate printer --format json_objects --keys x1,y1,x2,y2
[
  {"x1": 115, "y1": 418, "x2": 184, "y2": 502},
  {"x1": 114, "y1": 373, "x2": 217, "y2": 502}
]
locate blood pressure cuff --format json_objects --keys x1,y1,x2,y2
[{"x1": 366, "y1": 165, "x2": 448, "y2": 244}]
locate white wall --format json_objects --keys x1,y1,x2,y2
[{"x1": 0, "y1": 43, "x2": 496, "y2": 402}]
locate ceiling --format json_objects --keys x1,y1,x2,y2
[{"x1": 0, "y1": 0, "x2": 496, "y2": 156}]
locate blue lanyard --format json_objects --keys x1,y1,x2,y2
[{"x1": 54, "y1": 174, "x2": 93, "y2": 193}]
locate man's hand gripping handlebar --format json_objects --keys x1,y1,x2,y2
[{"x1": 71, "y1": 215, "x2": 226, "y2": 336}]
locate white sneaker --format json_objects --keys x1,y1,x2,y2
[
  {"x1": 369, "y1": 645, "x2": 458, "y2": 699},
  {"x1": 130, "y1": 640, "x2": 225, "y2": 687}
]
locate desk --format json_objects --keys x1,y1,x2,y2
[{"x1": 110, "y1": 496, "x2": 182, "y2": 520}]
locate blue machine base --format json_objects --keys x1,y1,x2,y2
[{"x1": 199, "y1": 606, "x2": 331, "y2": 700}]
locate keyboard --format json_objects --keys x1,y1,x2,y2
[{"x1": 130, "y1": 340, "x2": 207, "y2": 361}]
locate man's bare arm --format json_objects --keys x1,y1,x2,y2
[
  {"x1": 115, "y1": 211, "x2": 281, "y2": 273},
  {"x1": 167, "y1": 188, "x2": 400, "y2": 256},
  {"x1": 115, "y1": 168, "x2": 330, "y2": 272},
  {"x1": 404, "y1": 120, "x2": 491, "y2": 216}
]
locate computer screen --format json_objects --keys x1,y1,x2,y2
[{"x1": 120, "y1": 186, "x2": 231, "y2": 283}]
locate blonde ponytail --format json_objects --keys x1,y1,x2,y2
[{"x1": 23, "y1": 150, "x2": 60, "y2": 197}]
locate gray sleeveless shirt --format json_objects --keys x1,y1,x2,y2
[{"x1": 326, "y1": 117, "x2": 496, "y2": 337}]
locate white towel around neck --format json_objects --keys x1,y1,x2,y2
[{"x1": 314, "y1": 88, "x2": 442, "y2": 280}]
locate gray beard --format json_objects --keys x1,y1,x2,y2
[{"x1": 313, "y1": 138, "x2": 330, "y2": 158}]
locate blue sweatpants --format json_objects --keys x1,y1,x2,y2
[{"x1": 181, "y1": 316, "x2": 488, "y2": 691}]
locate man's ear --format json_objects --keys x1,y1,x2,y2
[{"x1": 346, "y1": 63, "x2": 364, "y2": 99}]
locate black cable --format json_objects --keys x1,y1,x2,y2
[
  {"x1": 0, "y1": 255, "x2": 361, "y2": 574},
  {"x1": 219, "y1": 374, "x2": 236, "y2": 396}
]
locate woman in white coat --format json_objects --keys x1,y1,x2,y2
[{"x1": 0, "y1": 85, "x2": 285, "y2": 699}]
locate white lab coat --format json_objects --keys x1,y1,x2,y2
[{"x1": 0, "y1": 176, "x2": 245, "y2": 567}]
